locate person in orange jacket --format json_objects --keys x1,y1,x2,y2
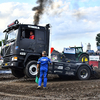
[{"x1": 29, "y1": 31, "x2": 35, "y2": 39}]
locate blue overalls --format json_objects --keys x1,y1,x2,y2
[{"x1": 37, "y1": 57, "x2": 51, "y2": 87}]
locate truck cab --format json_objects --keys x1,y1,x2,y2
[{"x1": 1, "y1": 20, "x2": 50, "y2": 78}]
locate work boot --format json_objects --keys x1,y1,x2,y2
[
  {"x1": 43, "y1": 87, "x2": 48, "y2": 89},
  {"x1": 37, "y1": 86, "x2": 41, "y2": 89}
]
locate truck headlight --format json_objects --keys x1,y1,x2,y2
[{"x1": 12, "y1": 57, "x2": 18, "y2": 61}]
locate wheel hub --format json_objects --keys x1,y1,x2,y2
[
  {"x1": 32, "y1": 67, "x2": 36, "y2": 72},
  {"x1": 80, "y1": 69, "x2": 88, "y2": 79},
  {"x1": 82, "y1": 56, "x2": 88, "y2": 62},
  {"x1": 29, "y1": 64, "x2": 37, "y2": 75}
]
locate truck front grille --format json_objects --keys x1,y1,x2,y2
[
  {"x1": 3, "y1": 57, "x2": 11, "y2": 63},
  {"x1": 4, "y1": 46, "x2": 11, "y2": 56}
]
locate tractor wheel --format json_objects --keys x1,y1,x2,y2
[
  {"x1": 79, "y1": 54, "x2": 89, "y2": 63},
  {"x1": 25, "y1": 61, "x2": 37, "y2": 78},
  {"x1": 77, "y1": 66, "x2": 91, "y2": 80},
  {"x1": 11, "y1": 69, "x2": 25, "y2": 78}
]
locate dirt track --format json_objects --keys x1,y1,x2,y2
[{"x1": 0, "y1": 74, "x2": 100, "y2": 100}]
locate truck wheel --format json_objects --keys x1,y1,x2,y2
[
  {"x1": 77, "y1": 66, "x2": 91, "y2": 80},
  {"x1": 25, "y1": 61, "x2": 37, "y2": 78},
  {"x1": 79, "y1": 54, "x2": 89, "y2": 63},
  {"x1": 11, "y1": 69, "x2": 25, "y2": 78}
]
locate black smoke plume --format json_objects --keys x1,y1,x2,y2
[{"x1": 32, "y1": 0, "x2": 52, "y2": 25}]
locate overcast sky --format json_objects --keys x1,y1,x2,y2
[{"x1": 0, "y1": 0, "x2": 100, "y2": 52}]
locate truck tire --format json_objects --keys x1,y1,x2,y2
[
  {"x1": 11, "y1": 69, "x2": 25, "y2": 78},
  {"x1": 25, "y1": 61, "x2": 37, "y2": 78},
  {"x1": 77, "y1": 66, "x2": 91, "y2": 80},
  {"x1": 79, "y1": 54, "x2": 89, "y2": 63}
]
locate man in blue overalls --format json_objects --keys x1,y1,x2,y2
[{"x1": 37, "y1": 51, "x2": 51, "y2": 89}]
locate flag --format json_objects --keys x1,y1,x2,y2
[
  {"x1": 35, "y1": 70, "x2": 40, "y2": 84},
  {"x1": 35, "y1": 76, "x2": 39, "y2": 84}
]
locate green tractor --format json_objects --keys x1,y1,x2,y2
[{"x1": 63, "y1": 47, "x2": 89, "y2": 63}]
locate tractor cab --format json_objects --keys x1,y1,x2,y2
[{"x1": 63, "y1": 47, "x2": 89, "y2": 63}]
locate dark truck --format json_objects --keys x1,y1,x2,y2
[
  {"x1": 1, "y1": 20, "x2": 94, "y2": 80},
  {"x1": 1, "y1": 20, "x2": 50, "y2": 78}
]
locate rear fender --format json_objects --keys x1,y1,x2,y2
[{"x1": 78, "y1": 53, "x2": 89, "y2": 58}]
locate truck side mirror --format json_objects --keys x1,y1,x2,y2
[{"x1": 46, "y1": 24, "x2": 50, "y2": 29}]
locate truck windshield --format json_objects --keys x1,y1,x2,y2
[{"x1": 5, "y1": 29, "x2": 18, "y2": 42}]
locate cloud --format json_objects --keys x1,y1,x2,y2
[
  {"x1": 47, "y1": 5, "x2": 100, "y2": 35},
  {"x1": 39, "y1": 1, "x2": 100, "y2": 51},
  {"x1": 0, "y1": 2, "x2": 34, "y2": 35},
  {"x1": 81, "y1": 0, "x2": 89, "y2": 2},
  {"x1": 0, "y1": 1, "x2": 99, "y2": 52}
]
